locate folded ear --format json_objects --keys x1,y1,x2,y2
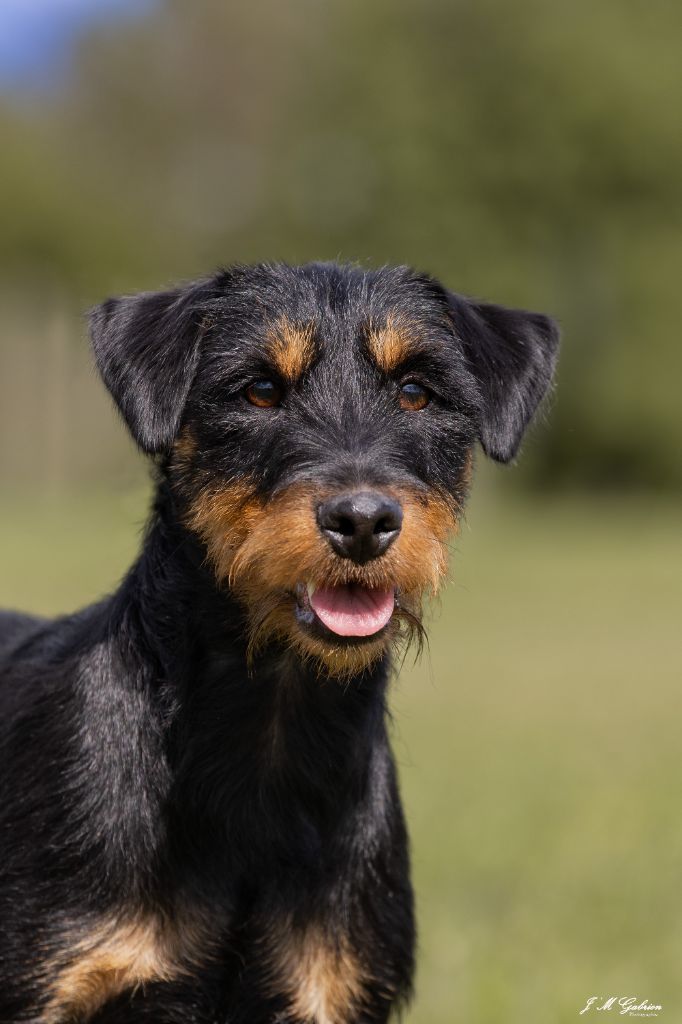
[
  {"x1": 446, "y1": 292, "x2": 560, "y2": 463},
  {"x1": 89, "y1": 278, "x2": 218, "y2": 455}
]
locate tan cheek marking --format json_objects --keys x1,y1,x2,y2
[
  {"x1": 367, "y1": 313, "x2": 423, "y2": 374},
  {"x1": 229, "y1": 484, "x2": 325, "y2": 589},
  {"x1": 186, "y1": 481, "x2": 326, "y2": 595},
  {"x1": 394, "y1": 489, "x2": 460, "y2": 595},
  {"x1": 268, "y1": 923, "x2": 368, "y2": 1024},
  {"x1": 184, "y1": 478, "x2": 267, "y2": 583},
  {"x1": 267, "y1": 317, "x2": 316, "y2": 382}
]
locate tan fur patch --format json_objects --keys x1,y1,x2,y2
[
  {"x1": 267, "y1": 922, "x2": 367, "y2": 1024},
  {"x1": 267, "y1": 317, "x2": 316, "y2": 382},
  {"x1": 184, "y1": 477, "x2": 459, "y2": 678},
  {"x1": 172, "y1": 427, "x2": 197, "y2": 465},
  {"x1": 461, "y1": 448, "x2": 474, "y2": 491},
  {"x1": 184, "y1": 477, "x2": 266, "y2": 576},
  {"x1": 43, "y1": 911, "x2": 214, "y2": 1022},
  {"x1": 170, "y1": 427, "x2": 200, "y2": 495},
  {"x1": 367, "y1": 313, "x2": 426, "y2": 374}
]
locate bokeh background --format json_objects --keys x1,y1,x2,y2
[{"x1": 1, "y1": 2, "x2": 680, "y2": 1021}]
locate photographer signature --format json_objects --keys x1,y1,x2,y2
[{"x1": 580, "y1": 997, "x2": 662, "y2": 1017}]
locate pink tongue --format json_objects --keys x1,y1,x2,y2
[{"x1": 309, "y1": 585, "x2": 395, "y2": 637}]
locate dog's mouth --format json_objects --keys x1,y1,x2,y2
[
  {"x1": 294, "y1": 582, "x2": 396, "y2": 644},
  {"x1": 180, "y1": 477, "x2": 460, "y2": 673}
]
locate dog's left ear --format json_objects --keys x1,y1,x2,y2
[
  {"x1": 446, "y1": 292, "x2": 560, "y2": 463},
  {"x1": 89, "y1": 278, "x2": 219, "y2": 455}
]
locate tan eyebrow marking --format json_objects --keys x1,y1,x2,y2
[
  {"x1": 367, "y1": 313, "x2": 426, "y2": 373},
  {"x1": 266, "y1": 317, "x2": 316, "y2": 383}
]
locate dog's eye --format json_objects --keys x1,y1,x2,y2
[
  {"x1": 399, "y1": 382, "x2": 430, "y2": 411},
  {"x1": 245, "y1": 380, "x2": 282, "y2": 408}
]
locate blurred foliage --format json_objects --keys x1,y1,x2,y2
[{"x1": 1, "y1": 0, "x2": 681, "y2": 489}]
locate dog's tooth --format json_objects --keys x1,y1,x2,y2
[{"x1": 306, "y1": 582, "x2": 316, "y2": 601}]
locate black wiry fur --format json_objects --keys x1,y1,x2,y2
[{"x1": 0, "y1": 262, "x2": 559, "y2": 1022}]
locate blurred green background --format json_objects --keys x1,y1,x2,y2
[{"x1": 1, "y1": 1, "x2": 680, "y2": 1021}]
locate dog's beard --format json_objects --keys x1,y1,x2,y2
[
  {"x1": 181, "y1": 476, "x2": 457, "y2": 679},
  {"x1": 242, "y1": 586, "x2": 428, "y2": 679}
]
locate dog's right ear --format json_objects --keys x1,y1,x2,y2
[{"x1": 89, "y1": 278, "x2": 221, "y2": 455}]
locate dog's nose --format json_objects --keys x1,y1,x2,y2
[{"x1": 317, "y1": 491, "x2": 403, "y2": 564}]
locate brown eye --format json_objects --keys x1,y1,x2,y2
[
  {"x1": 399, "y1": 381, "x2": 430, "y2": 411},
  {"x1": 245, "y1": 379, "x2": 282, "y2": 408}
]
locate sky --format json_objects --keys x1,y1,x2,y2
[{"x1": 0, "y1": 0, "x2": 155, "y2": 88}]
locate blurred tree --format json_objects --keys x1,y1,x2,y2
[{"x1": 1, "y1": 0, "x2": 680, "y2": 489}]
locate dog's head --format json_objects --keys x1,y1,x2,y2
[{"x1": 90, "y1": 263, "x2": 559, "y2": 676}]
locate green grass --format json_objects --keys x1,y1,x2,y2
[{"x1": 1, "y1": 486, "x2": 680, "y2": 1022}]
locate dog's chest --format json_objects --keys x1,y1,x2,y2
[{"x1": 41, "y1": 911, "x2": 369, "y2": 1024}]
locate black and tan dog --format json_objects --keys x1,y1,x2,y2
[{"x1": 0, "y1": 262, "x2": 558, "y2": 1023}]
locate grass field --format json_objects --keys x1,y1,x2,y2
[{"x1": 1, "y1": 485, "x2": 680, "y2": 1022}]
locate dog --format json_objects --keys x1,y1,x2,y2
[{"x1": 0, "y1": 262, "x2": 559, "y2": 1023}]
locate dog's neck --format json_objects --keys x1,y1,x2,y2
[{"x1": 100, "y1": 483, "x2": 393, "y2": 890}]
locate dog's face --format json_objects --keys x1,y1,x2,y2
[{"x1": 90, "y1": 263, "x2": 558, "y2": 676}]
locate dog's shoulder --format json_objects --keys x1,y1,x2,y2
[
  {"x1": 0, "y1": 609, "x2": 46, "y2": 656},
  {"x1": 0, "y1": 604, "x2": 109, "y2": 732}
]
